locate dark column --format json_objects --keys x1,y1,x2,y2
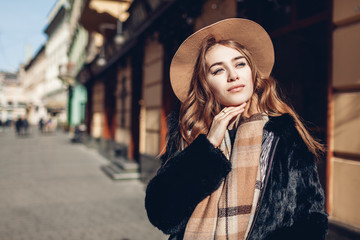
[{"x1": 130, "y1": 40, "x2": 144, "y2": 162}]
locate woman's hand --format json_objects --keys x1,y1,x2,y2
[{"x1": 207, "y1": 103, "x2": 246, "y2": 148}]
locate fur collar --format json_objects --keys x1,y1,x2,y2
[{"x1": 264, "y1": 114, "x2": 299, "y2": 142}]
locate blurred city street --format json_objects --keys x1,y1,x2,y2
[
  {"x1": 0, "y1": 0, "x2": 359, "y2": 238},
  {"x1": 0, "y1": 127, "x2": 166, "y2": 240}
]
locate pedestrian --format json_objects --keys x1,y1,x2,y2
[
  {"x1": 23, "y1": 117, "x2": 29, "y2": 135},
  {"x1": 46, "y1": 118, "x2": 53, "y2": 133},
  {"x1": 145, "y1": 18, "x2": 328, "y2": 240},
  {"x1": 15, "y1": 116, "x2": 23, "y2": 136},
  {"x1": 39, "y1": 118, "x2": 44, "y2": 133}
]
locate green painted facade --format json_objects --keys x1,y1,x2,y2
[
  {"x1": 67, "y1": 25, "x2": 88, "y2": 128},
  {"x1": 69, "y1": 84, "x2": 87, "y2": 126}
]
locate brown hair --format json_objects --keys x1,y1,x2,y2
[{"x1": 179, "y1": 37, "x2": 324, "y2": 158}]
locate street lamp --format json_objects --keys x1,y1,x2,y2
[
  {"x1": 114, "y1": 19, "x2": 125, "y2": 45},
  {"x1": 96, "y1": 46, "x2": 107, "y2": 66},
  {"x1": 96, "y1": 23, "x2": 116, "y2": 66},
  {"x1": 95, "y1": 1, "x2": 128, "y2": 67}
]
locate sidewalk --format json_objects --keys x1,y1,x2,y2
[{"x1": 0, "y1": 127, "x2": 166, "y2": 240}]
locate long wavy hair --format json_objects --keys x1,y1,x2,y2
[{"x1": 178, "y1": 37, "x2": 324, "y2": 158}]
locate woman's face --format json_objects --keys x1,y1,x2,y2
[{"x1": 205, "y1": 44, "x2": 253, "y2": 107}]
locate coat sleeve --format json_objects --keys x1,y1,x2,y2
[
  {"x1": 145, "y1": 134, "x2": 232, "y2": 235},
  {"x1": 268, "y1": 142, "x2": 328, "y2": 240}
]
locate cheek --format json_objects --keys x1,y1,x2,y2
[
  {"x1": 207, "y1": 79, "x2": 224, "y2": 96},
  {"x1": 246, "y1": 85, "x2": 254, "y2": 98},
  {"x1": 244, "y1": 70, "x2": 254, "y2": 93},
  {"x1": 248, "y1": 80, "x2": 254, "y2": 93},
  {"x1": 244, "y1": 79, "x2": 254, "y2": 98}
]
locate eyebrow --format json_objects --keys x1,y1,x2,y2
[{"x1": 208, "y1": 56, "x2": 245, "y2": 70}]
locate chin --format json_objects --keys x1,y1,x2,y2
[
  {"x1": 223, "y1": 102, "x2": 243, "y2": 107},
  {"x1": 222, "y1": 97, "x2": 250, "y2": 107}
]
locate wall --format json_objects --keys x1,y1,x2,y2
[
  {"x1": 115, "y1": 59, "x2": 132, "y2": 154},
  {"x1": 91, "y1": 81, "x2": 104, "y2": 138},
  {"x1": 140, "y1": 34, "x2": 163, "y2": 157},
  {"x1": 68, "y1": 25, "x2": 89, "y2": 129},
  {"x1": 23, "y1": 50, "x2": 47, "y2": 125},
  {"x1": 194, "y1": 0, "x2": 237, "y2": 30},
  {"x1": 71, "y1": 84, "x2": 87, "y2": 126},
  {"x1": 138, "y1": 33, "x2": 164, "y2": 181},
  {"x1": 0, "y1": 72, "x2": 26, "y2": 122},
  {"x1": 45, "y1": 22, "x2": 69, "y2": 97},
  {"x1": 69, "y1": 26, "x2": 89, "y2": 76},
  {"x1": 330, "y1": 0, "x2": 360, "y2": 229},
  {"x1": 44, "y1": 4, "x2": 70, "y2": 123}
]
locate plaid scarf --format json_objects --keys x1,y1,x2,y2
[{"x1": 184, "y1": 112, "x2": 268, "y2": 240}]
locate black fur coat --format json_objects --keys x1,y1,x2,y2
[{"x1": 145, "y1": 114, "x2": 328, "y2": 240}]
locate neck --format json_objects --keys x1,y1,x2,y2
[{"x1": 227, "y1": 95, "x2": 260, "y2": 130}]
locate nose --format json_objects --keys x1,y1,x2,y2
[{"x1": 228, "y1": 67, "x2": 239, "y2": 82}]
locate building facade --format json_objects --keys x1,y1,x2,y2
[
  {"x1": 0, "y1": 71, "x2": 26, "y2": 125},
  {"x1": 59, "y1": 0, "x2": 89, "y2": 132},
  {"x1": 72, "y1": 0, "x2": 359, "y2": 237},
  {"x1": 22, "y1": 46, "x2": 47, "y2": 125},
  {"x1": 44, "y1": 0, "x2": 72, "y2": 126},
  {"x1": 328, "y1": 0, "x2": 360, "y2": 236}
]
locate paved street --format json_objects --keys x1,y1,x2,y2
[{"x1": 0, "y1": 127, "x2": 166, "y2": 240}]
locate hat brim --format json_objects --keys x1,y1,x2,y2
[{"x1": 170, "y1": 18, "x2": 274, "y2": 102}]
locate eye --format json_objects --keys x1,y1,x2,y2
[
  {"x1": 236, "y1": 62, "x2": 246, "y2": 68},
  {"x1": 212, "y1": 68, "x2": 224, "y2": 75}
]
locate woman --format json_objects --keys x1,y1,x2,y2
[{"x1": 145, "y1": 18, "x2": 328, "y2": 240}]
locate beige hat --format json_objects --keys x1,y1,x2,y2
[{"x1": 170, "y1": 18, "x2": 275, "y2": 102}]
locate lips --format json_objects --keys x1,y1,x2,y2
[{"x1": 227, "y1": 84, "x2": 245, "y2": 92}]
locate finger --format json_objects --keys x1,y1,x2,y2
[
  {"x1": 218, "y1": 105, "x2": 245, "y2": 118},
  {"x1": 215, "y1": 107, "x2": 234, "y2": 118},
  {"x1": 221, "y1": 103, "x2": 246, "y2": 113},
  {"x1": 217, "y1": 108, "x2": 244, "y2": 126},
  {"x1": 224, "y1": 107, "x2": 245, "y2": 120},
  {"x1": 216, "y1": 103, "x2": 247, "y2": 120},
  {"x1": 219, "y1": 106, "x2": 235, "y2": 115}
]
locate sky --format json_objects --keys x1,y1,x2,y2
[{"x1": 0, "y1": 0, "x2": 57, "y2": 72}]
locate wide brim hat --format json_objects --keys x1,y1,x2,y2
[{"x1": 170, "y1": 18, "x2": 275, "y2": 102}]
